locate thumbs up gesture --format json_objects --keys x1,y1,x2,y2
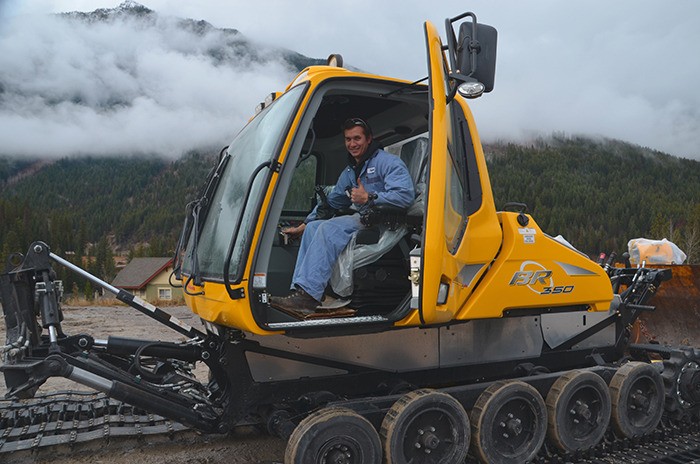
[{"x1": 351, "y1": 177, "x2": 369, "y2": 205}]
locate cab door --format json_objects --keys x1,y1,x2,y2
[{"x1": 419, "y1": 20, "x2": 501, "y2": 324}]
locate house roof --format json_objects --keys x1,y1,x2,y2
[{"x1": 112, "y1": 257, "x2": 173, "y2": 290}]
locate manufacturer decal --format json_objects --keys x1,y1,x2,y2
[
  {"x1": 540, "y1": 286, "x2": 574, "y2": 294},
  {"x1": 509, "y1": 260, "x2": 574, "y2": 295},
  {"x1": 518, "y1": 227, "x2": 537, "y2": 235}
]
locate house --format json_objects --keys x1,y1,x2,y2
[{"x1": 111, "y1": 257, "x2": 183, "y2": 303}]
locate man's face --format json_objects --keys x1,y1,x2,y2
[{"x1": 344, "y1": 126, "x2": 371, "y2": 161}]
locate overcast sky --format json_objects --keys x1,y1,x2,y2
[{"x1": 1, "y1": 0, "x2": 699, "y2": 159}]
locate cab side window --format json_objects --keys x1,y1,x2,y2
[
  {"x1": 444, "y1": 102, "x2": 482, "y2": 253},
  {"x1": 283, "y1": 154, "x2": 318, "y2": 212},
  {"x1": 444, "y1": 103, "x2": 466, "y2": 251}
]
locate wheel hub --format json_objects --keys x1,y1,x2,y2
[
  {"x1": 322, "y1": 443, "x2": 353, "y2": 464},
  {"x1": 500, "y1": 412, "x2": 523, "y2": 438},
  {"x1": 570, "y1": 399, "x2": 593, "y2": 424},
  {"x1": 413, "y1": 427, "x2": 440, "y2": 453},
  {"x1": 629, "y1": 388, "x2": 651, "y2": 412}
]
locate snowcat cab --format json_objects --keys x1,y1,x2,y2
[{"x1": 175, "y1": 13, "x2": 613, "y2": 338}]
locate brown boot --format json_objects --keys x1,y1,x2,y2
[{"x1": 269, "y1": 288, "x2": 320, "y2": 313}]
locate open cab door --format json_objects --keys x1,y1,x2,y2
[{"x1": 416, "y1": 14, "x2": 502, "y2": 325}]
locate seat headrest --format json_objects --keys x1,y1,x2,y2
[{"x1": 400, "y1": 137, "x2": 429, "y2": 186}]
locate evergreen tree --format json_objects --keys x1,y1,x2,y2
[{"x1": 1, "y1": 139, "x2": 698, "y2": 264}]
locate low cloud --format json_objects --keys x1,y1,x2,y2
[
  {"x1": 0, "y1": 9, "x2": 295, "y2": 158},
  {"x1": 468, "y1": 1, "x2": 700, "y2": 160},
  {"x1": 2, "y1": 1, "x2": 699, "y2": 161}
]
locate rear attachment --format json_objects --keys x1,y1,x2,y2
[{"x1": 1, "y1": 242, "x2": 225, "y2": 434}]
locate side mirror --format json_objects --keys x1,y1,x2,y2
[{"x1": 445, "y1": 12, "x2": 497, "y2": 98}]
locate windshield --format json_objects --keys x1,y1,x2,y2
[{"x1": 183, "y1": 84, "x2": 306, "y2": 281}]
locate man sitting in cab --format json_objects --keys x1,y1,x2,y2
[{"x1": 270, "y1": 118, "x2": 415, "y2": 313}]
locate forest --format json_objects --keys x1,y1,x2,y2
[
  {"x1": 1, "y1": 135, "x2": 698, "y2": 297},
  {"x1": 485, "y1": 136, "x2": 700, "y2": 259}
]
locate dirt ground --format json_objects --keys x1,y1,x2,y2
[{"x1": 1, "y1": 305, "x2": 287, "y2": 464}]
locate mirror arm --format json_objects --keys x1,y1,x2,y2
[
  {"x1": 468, "y1": 38, "x2": 480, "y2": 79},
  {"x1": 446, "y1": 75, "x2": 460, "y2": 104},
  {"x1": 445, "y1": 12, "x2": 479, "y2": 75}
]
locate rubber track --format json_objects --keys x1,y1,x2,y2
[
  {"x1": 0, "y1": 391, "x2": 187, "y2": 453},
  {"x1": 3, "y1": 392, "x2": 700, "y2": 462},
  {"x1": 532, "y1": 421, "x2": 700, "y2": 464}
]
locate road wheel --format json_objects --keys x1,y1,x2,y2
[
  {"x1": 285, "y1": 407, "x2": 381, "y2": 464},
  {"x1": 471, "y1": 380, "x2": 547, "y2": 464},
  {"x1": 610, "y1": 362, "x2": 664, "y2": 438},
  {"x1": 381, "y1": 389, "x2": 470, "y2": 463},
  {"x1": 546, "y1": 370, "x2": 611, "y2": 453}
]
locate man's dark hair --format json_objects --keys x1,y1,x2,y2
[{"x1": 342, "y1": 118, "x2": 372, "y2": 137}]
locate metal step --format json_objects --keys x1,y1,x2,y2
[{"x1": 267, "y1": 314, "x2": 388, "y2": 329}]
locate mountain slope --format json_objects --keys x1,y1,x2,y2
[
  {"x1": 59, "y1": 2, "x2": 325, "y2": 72},
  {"x1": 1, "y1": 136, "x2": 698, "y2": 265},
  {"x1": 485, "y1": 135, "x2": 700, "y2": 256}
]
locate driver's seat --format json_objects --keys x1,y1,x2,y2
[{"x1": 329, "y1": 137, "x2": 428, "y2": 312}]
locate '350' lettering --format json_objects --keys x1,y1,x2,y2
[{"x1": 541, "y1": 285, "x2": 574, "y2": 295}]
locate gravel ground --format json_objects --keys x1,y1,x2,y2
[{"x1": 1, "y1": 305, "x2": 287, "y2": 464}]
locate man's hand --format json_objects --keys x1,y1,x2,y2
[
  {"x1": 350, "y1": 177, "x2": 369, "y2": 205},
  {"x1": 282, "y1": 223, "x2": 306, "y2": 239}
]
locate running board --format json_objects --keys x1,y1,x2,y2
[{"x1": 267, "y1": 315, "x2": 388, "y2": 329}]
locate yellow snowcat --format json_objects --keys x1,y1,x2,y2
[{"x1": 2, "y1": 11, "x2": 698, "y2": 464}]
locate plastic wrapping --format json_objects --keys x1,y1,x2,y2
[
  {"x1": 551, "y1": 234, "x2": 582, "y2": 253},
  {"x1": 627, "y1": 238, "x2": 687, "y2": 265},
  {"x1": 330, "y1": 226, "x2": 409, "y2": 297},
  {"x1": 407, "y1": 182, "x2": 426, "y2": 217}
]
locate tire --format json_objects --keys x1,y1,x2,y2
[
  {"x1": 285, "y1": 407, "x2": 382, "y2": 464},
  {"x1": 471, "y1": 380, "x2": 547, "y2": 464},
  {"x1": 610, "y1": 362, "x2": 664, "y2": 438},
  {"x1": 381, "y1": 389, "x2": 470, "y2": 463},
  {"x1": 546, "y1": 370, "x2": 611, "y2": 453}
]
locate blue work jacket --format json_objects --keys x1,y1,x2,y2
[{"x1": 306, "y1": 149, "x2": 415, "y2": 222}]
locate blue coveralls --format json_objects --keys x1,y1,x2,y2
[{"x1": 292, "y1": 149, "x2": 415, "y2": 301}]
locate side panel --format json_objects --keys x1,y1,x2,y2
[
  {"x1": 244, "y1": 310, "x2": 615, "y2": 382},
  {"x1": 541, "y1": 310, "x2": 616, "y2": 349},
  {"x1": 246, "y1": 320, "x2": 541, "y2": 381},
  {"x1": 247, "y1": 328, "x2": 439, "y2": 381},
  {"x1": 185, "y1": 281, "x2": 268, "y2": 332},
  {"x1": 439, "y1": 318, "x2": 542, "y2": 367},
  {"x1": 455, "y1": 212, "x2": 614, "y2": 320}
]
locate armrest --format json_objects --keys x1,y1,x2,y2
[{"x1": 360, "y1": 205, "x2": 409, "y2": 229}]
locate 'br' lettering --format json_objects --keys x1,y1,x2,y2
[{"x1": 509, "y1": 270, "x2": 552, "y2": 286}]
